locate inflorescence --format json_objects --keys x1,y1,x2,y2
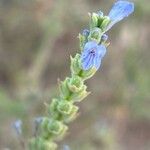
[{"x1": 14, "y1": 1, "x2": 134, "y2": 150}]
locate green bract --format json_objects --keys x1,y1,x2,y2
[
  {"x1": 90, "y1": 12, "x2": 99, "y2": 29},
  {"x1": 100, "y1": 16, "x2": 110, "y2": 31},
  {"x1": 79, "y1": 33, "x2": 87, "y2": 51},
  {"x1": 47, "y1": 120, "x2": 66, "y2": 136},
  {"x1": 66, "y1": 76, "x2": 84, "y2": 93},
  {"x1": 70, "y1": 54, "x2": 97, "y2": 80},
  {"x1": 29, "y1": 138, "x2": 57, "y2": 150},
  {"x1": 70, "y1": 54, "x2": 82, "y2": 75},
  {"x1": 57, "y1": 100, "x2": 73, "y2": 115},
  {"x1": 88, "y1": 27, "x2": 102, "y2": 43}
]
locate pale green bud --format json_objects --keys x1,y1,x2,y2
[
  {"x1": 80, "y1": 67, "x2": 97, "y2": 80},
  {"x1": 56, "y1": 124, "x2": 68, "y2": 140},
  {"x1": 90, "y1": 12, "x2": 99, "y2": 29},
  {"x1": 64, "y1": 105, "x2": 79, "y2": 123},
  {"x1": 43, "y1": 141, "x2": 57, "y2": 150},
  {"x1": 58, "y1": 79, "x2": 70, "y2": 99},
  {"x1": 65, "y1": 76, "x2": 90, "y2": 102},
  {"x1": 41, "y1": 117, "x2": 49, "y2": 131},
  {"x1": 57, "y1": 100, "x2": 73, "y2": 115},
  {"x1": 79, "y1": 33, "x2": 84, "y2": 51},
  {"x1": 47, "y1": 120, "x2": 67, "y2": 137},
  {"x1": 48, "y1": 98, "x2": 60, "y2": 118},
  {"x1": 57, "y1": 101, "x2": 79, "y2": 123},
  {"x1": 70, "y1": 87, "x2": 90, "y2": 102},
  {"x1": 59, "y1": 76, "x2": 89, "y2": 101},
  {"x1": 70, "y1": 54, "x2": 82, "y2": 76},
  {"x1": 79, "y1": 29, "x2": 90, "y2": 51},
  {"x1": 88, "y1": 27, "x2": 102, "y2": 43},
  {"x1": 100, "y1": 16, "x2": 110, "y2": 31},
  {"x1": 66, "y1": 76, "x2": 84, "y2": 93},
  {"x1": 41, "y1": 117, "x2": 51, "y2": 139},
  {"x1": 29, "y1": 138, "x2": 57, "y2": 150}
]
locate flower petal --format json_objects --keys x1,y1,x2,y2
[
  {"x1": 106, "y1": 0, "x2": 134, "y2": 31},
  {"x1": 81, "y1": 53, "x2": 95, "y2": 70},
  {"x1": 97, "y1": 44, "x2": 106, "y2": 58},
  {"x1": 94, "y1": 45, "x2": 106, "y2": 69},
  {"x1": 94, "y1": 55, "x2": 102, "y2": 69}
]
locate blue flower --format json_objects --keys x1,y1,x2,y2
[
  {"x1": 12, "y1": 120, "x2": 22, "y2": 135},
  {"x1": 81, "y1": 41, "x2": 106, "y2": 70},
  {"x1": 106, "y1": 0, "x2": 134, "y2": 31}
]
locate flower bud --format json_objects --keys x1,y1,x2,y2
[
  {"x1": 88, "y1": 27, "x2": 102, "y2": 43},
  {"x1": 82, "y1": 29, "x2": 90, "y2": 37},
  {"x1": 59, "y1": 76, "x2": 89, "y2": 102},
  {"x1": 47, "y1": 120, "x2": 67, "y2": 136},
  {"x1": 90, "y1": 12, "x2": 99, "y2": 29},
  {"x1": 101, "y1": 34, "x2": 108, "y2": 42},
  {"x1": 48, "y1": 98, "x2": 60, "y2": 118},
  {"x1": 80, "y1": 67, "x2": 97, "y2": 80},
  {"x1": 70, "y1": 54, "x2": 82, "y2": 76},
  {"x1": 47, "y1": 120, "x2": 63, "y2": 135},
  {"x1": 64, "y1": 105, "x2": 79, "y2": 123},
  {"x1": 59, "y1": 79, "x2": 70, "y2": 99},
  {"x1": 70, "y1": 88, "x2": 90, "y2": 102},
  {"x1": 79, "y1": 29, "x2": 90, "y2": 51},
  {"x1": 65, "y1": 76, "x2": 90, "y2": 102},
  {"x1": 100, "y1": 16, "x2": 110, "y2": 31},
  {"x1": 79, "y1": 33, "x2": 85, "y2": 51},
  {"x1": 57, "y1": 100, "x2": 73, "y2": 115},
  {"x1": 43, "y1": 141, "x2": 57, "y2": 150},
  {"x1": 66, "y1": 76, "x2": 84, "y2": 93},
  {"x1": 100, "y1": 34, "x2": 110, "y2": 47},
  {"x1": 29, "y1": 137, "x2": 57, "y2": 150},
  {"x1": 40, "y1": 117, "x2": 51, "y2": 139},
  {"x1": 41, "y1": 117, "x2": 49, "y2": 130}
]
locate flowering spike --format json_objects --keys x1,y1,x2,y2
[{"x1": 28, "y1": 1, "x2": 134, "y2": 149}]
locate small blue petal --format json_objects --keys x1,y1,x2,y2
[
  {"x1": 98, "y1": 45, "x2": 106, "y2": 58},
  {"x1": 81, "y1": 41, "x2": 106, "y2": 70},
  {"x1": 82, "y1": 29, "x2": 90, "y2": 36},
  {"x1": 106, "y1": 0, "x2": 134, "y2": 31},
  {"x1": 94, "y1": 55, "x2": 102, "y2": 69},
  {"x1": 94, "y1": 45, "x2": 106, "y2": 69},
  {"x1": 101, "y1": 34, "x2": 108, "y2": 42},
  {"x1": 82, "y1": 53, "x2": 94, "y2": 70},
  {"x1": 12, "y1": 120, "x2": 22, "y2": 135}
]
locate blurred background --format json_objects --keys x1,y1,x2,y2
[{"x1": 0, "y1": 0, "x2": 150, "y2": 149}]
